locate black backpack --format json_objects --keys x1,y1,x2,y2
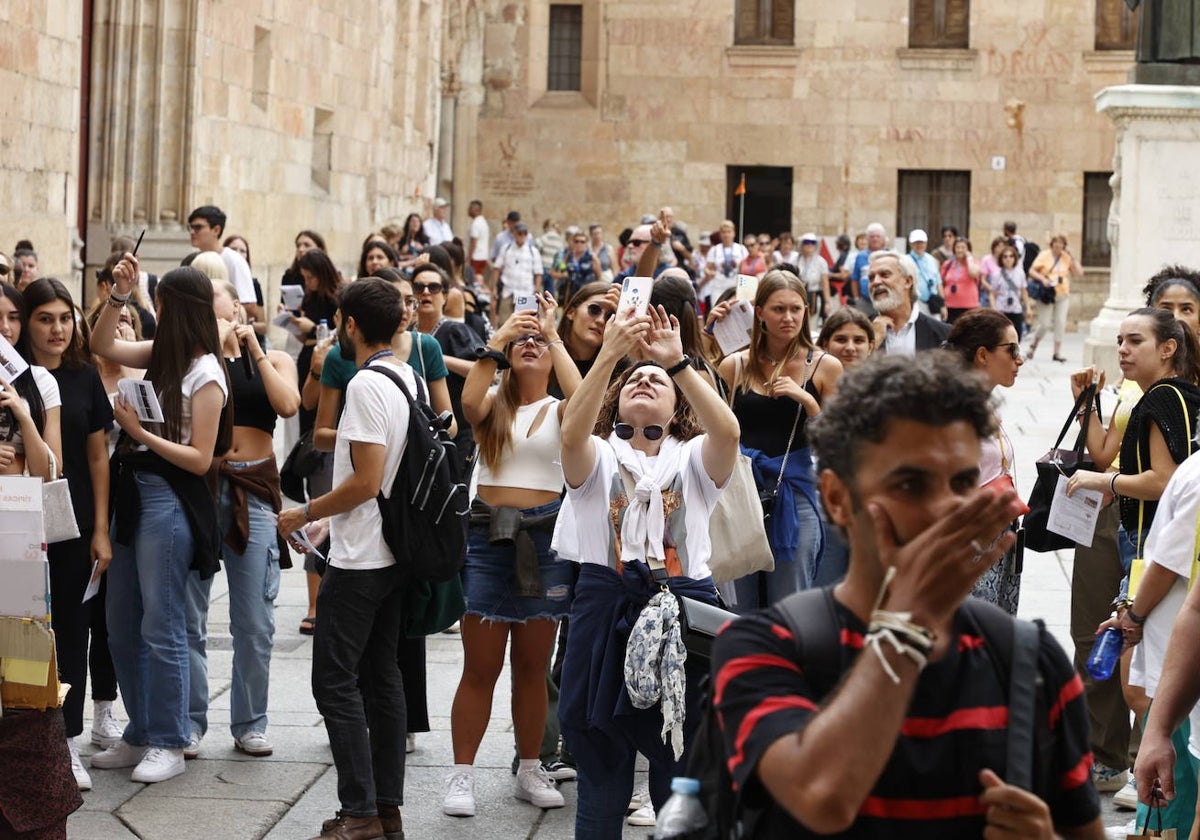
[
  {"x1": 360, "y1": 364, "x2": 469, "y2": 583},
  {"x1": 688, "y1": 589, "x2": 1048, "y2": 839},
  {"x1": 1022, "y1": 240, "x2": 1041, "y2": 274}
]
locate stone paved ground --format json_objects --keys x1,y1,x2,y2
[{"x1": 67, "y1": 331, "x2": 1138, "y2": 838}]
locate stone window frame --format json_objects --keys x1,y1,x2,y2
[
  {"x1": 1081, "y1": 172, "x2": 1114, "y2": 267},
  {"x1": 733, "y1": 0, "x2": 794, "y2": 46},
  {"x1": 529, "y1": 0, "x2": 601, "y2": 109},
  {"x1": 548, "y1": 5, "x2": 583, "y2": 91},
  {"x1": 908, "y1": 0, "x2": 969, "y2": 50},
  {"x1": 896, "y1": 169, "x2": 971, "y2": 248}
]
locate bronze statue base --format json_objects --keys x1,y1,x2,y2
[{"x1": 1129, "y1": 62, "x2": 1200, "y2": 86}]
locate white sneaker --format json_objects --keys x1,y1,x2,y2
[
  {"x1": 443, "y1": 770, "x2": 476, "y2": 817},
  {"x1": 627, "y1": 800, "x2": 656, "y2": 827},
  {"x1": 67, "y1": 738, "x2": 92, "y2": 791},
  {"x1": 234, "y1": 732, "x2": 273, "y2": 757},
  {"x1": 515, "y1": 764, "x2": 564, "y2": 809},
  {"x1": 130, "y1": 747, "x2": 185, "y2": 783},
  {"x1": 90, "y1": 740, "x2": 146, "y2": 769},
  {"x1": 628, "y1": 780, "x2": 650, "y2": 811},
  {"x1": 90, "y1": 701, "x2": 124, "y2": 749},
  {"x1": 1113, "y1": 776, "x2": 1138, "y2": 810},
  {"x1": 183, "y1": 733, "x2": 201, "y2": 760}
]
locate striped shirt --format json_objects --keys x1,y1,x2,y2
[{"x1": 710, "y1": 600, "x2": 1099, "y2": 838}]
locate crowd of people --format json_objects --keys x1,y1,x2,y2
[{"x1": 6, "y1": 197, "x2": 1200, "y2": 840}]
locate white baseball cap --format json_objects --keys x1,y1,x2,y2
[{"x1": 909, "y1": 229, "x2": 928, "y2": 243}]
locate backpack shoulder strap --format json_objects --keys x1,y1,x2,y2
[
  {"x1": 362, "y1": 362, "x2": 423, "y2": 405},
  {"x1": 960, "y1": 598, "x2": 1043, "y2": 792},
  {"x1": 775, "y1": 586, "x2": 842, "y2": 694}
]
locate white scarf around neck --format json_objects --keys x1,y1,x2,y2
[{"x1": 611, "y1": 434, "x2": 683, "y2": 565}]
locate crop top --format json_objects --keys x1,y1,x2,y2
[
  {"x1": 226, "y1": 355, "x2": 276, "y2": 435},
  {"x1": 731, "y1": 354, "x2": 826, "y2": 456},
  {"x1": 475, "y1": 395, "x2": 564, "y2": 493}
]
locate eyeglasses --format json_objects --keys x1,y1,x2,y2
[
  {"x1": 512, "y1": 334, "x2": 549, "y2": 348},
  {"x1": 613, "y1": 422, "x2": 666, "y2": 441},
  {"x1": 403, "y1": 298, "x2": 418, "y2": 309},
  {"x1": 188, "y1": 223, "x2": 208, "y2": 232},
  {"x1": 992, "y1": 342, "x2": 1022, "y2": 360},
  {"x1": 0, "y1": 264, "x2": 8, "y2": 277},
  {"x1": 413, "y1": 282, "x2": 443, "y2": 295},
  {"x1": 585, "y1": 303, "x2": 614, "y2": 320},
  {"x1": 627, "y1": 240, "x2": 649, "y2": 247},
  {"x1": 573, "y1": 238, "x2": 587, "y2": 244}
]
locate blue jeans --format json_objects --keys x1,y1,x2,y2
[
  {"x1": 107, "y1": 472, "x2": 193, "y2": 749},
  {"x1": 1115, "y1": 524, "x2": 1139, "y2": 603},
  {"x1": 313, "y1": 563, "x2": 408, "y2": 816},
  {"x1": 187, "y1": 475, "x2": 281, "y2": 739},
  {"x1": 732, "y1": 494, "x2": 823, "y2": 610}
]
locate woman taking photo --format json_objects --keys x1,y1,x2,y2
[
  {"x1": 1027, "y1": 234, "x2": 1083, "y2": 362},
  {"x1": 443, "y1": 295, "x2": 581, "y2": 817},
  {"x1": 89, "y1": 254, "x2": 233, "y2": 784},
  {"x1": 412, "y1": 263, "x2": 478, "y2": 474},
  {"x1": 0, "y1": 282, "x2": 61, "y2": 479},
  {"x1": 19, "y1": 279, "x2": 110, "y2": 789},
  {"x1": 557, "y1": 305, "x2": 739, "y2": 839},
  {"x1": 185, "y1": 279, "x2": 299, "y2": 760},
  {"x1": 944, "y1": 308, "x2": 1026, "y2": 614},
  {"x1": 816, "y1": 307, "x2": 875, "y2": 370},
  {"x1": 940, "y1": 237, "x2": 985, "y2": 322},
  {"x1": 717, "y1": 270, "x2": 843, "y2": 604}
]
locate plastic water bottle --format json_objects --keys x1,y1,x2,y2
[
  {"x1": 653, "y1": 777, "x2": 708, "y2": 839},
  {"x1": 1086, "y1": 623, "x2": 1123, "y2": 681},
  {"x1": 316, "y1": 319, "x2": 330, "y2": 342}
]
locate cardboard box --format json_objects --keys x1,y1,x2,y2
[{"x1": 0, "y1": 616, "x2": 59, "y2": 710}]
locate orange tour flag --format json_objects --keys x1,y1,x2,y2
[{"x1": 734, "y1": 173, "x2": 747, "y2": 196}]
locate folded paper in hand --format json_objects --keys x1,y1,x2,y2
[
  {"x1": 0, "y1": 334, "x2": 30, "y2": 385},
  {"x1": 117, "y1": 378, "x2": 165, "y2": 423},
  {"x1": 713, "y1": 300, "x2": 756, "y2": 355}
]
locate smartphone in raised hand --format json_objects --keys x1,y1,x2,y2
[{"x1": 617, "y1": 276, "x2": 653, "y2": 320}]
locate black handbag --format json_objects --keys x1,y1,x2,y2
[
  {"x1": 1024, "y1": 383, "x2": 1102, "y2": 552},
  {"x1": 650, "y1": 568, "x2": 736, "y2": 662},
  {"x1": 280, "y1": 429, "x2": 325, "y2": 504}
]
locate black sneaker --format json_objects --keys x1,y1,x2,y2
[{"x1": 543, "y1": 759, "x2": 577, "y2": 782}]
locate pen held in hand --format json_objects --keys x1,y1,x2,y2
[{"x1": 132, "y1": 228, "x2": 146, "y2": 257}]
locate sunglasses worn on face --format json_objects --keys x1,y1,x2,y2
[
  {"x1": 188, "y1": 223, "x2": 207, "y2": 232},
  {"x1": 513, "y1": 334, "x2": 549, "y2": 348},
  {"x1": 613, "y1": 422, "x2": 666, "y2": 441},
  {"x1": 413, "y1": 282, "x2": 443, "y2": 295},
  {"x1": 586, "y1": 303, "x2": 614, "y2": 320},
  {"x1": 992, "y1": 342, "x2": 1022, "y2": 360},
  {"x1": 628, "y1": 240, "x2": 649, "y2": 247}
]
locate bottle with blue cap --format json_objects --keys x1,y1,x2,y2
[{"x1": 653, "y1": 776, "x2": 709, "y2": 839}]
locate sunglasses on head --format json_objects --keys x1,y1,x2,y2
[
  {"x1": 413, "y1": 282, "x2": 443, "y2": 295},
  {"x1": 585, "y1": 303, "x2": 614, "y2": 320},
  {"x1": 613, "y1": 422, "x2": 666, "y2": 441}
]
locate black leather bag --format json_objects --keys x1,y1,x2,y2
[
  {"x1": 279, "y1": 430, "x2": 325, "y2": 504},
  {"x1": 649, "y1": 568, "x2": 736, "y2": 662},
  {"x1": 1024, "y1": 384, "x2": 1102, "y2": 552}
]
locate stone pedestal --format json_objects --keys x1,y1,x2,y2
[{"x1": 1087, "y1": 85, "x2": 1200, "y2": 378}]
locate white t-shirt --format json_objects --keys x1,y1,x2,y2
[
  {"x1": 468, "y1": 216, "x2": 490, "y2": 261},
  {"x1": 328, "y1": 360, "x2": 413, "y2": 571},
  {"x1": 703, "y1": 242, "x2": 748, "y2": 302},
  {"x1": 1130, "y1": 452, "x2": 1200, "y2": 697},
  {"x1": 0, "y1": 366, "x2": 61, "y2": 454},
  {"x1": 423, "y1": 217, "x2": 454, "y2": 247},
  {"x1": 493, "y1": 241, "x2": 544, "y2": 298},
  {"x1": 139, "y1": 353, "x2": 227, "y2": 448},
  {"x1": 797, "y1": 254, "x2": 830, "y2": 293},
  {"x1": 559, "y1": 435, "x2": 723, "y2": 580},
  {"x1": 220, "y1": 247, "x2": 257, "y2": 305}
]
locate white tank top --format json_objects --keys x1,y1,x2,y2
[{"x1": 475, "y1": 395, "x2": 564, "y2": 493}]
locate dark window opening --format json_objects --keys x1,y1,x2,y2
[
  {"x1": 897, "y1": 170, "x2": 971, "y2": 245},
  {"x1": 909, "y1": 0, "x2": 969, "y2": 49},
  {"x1": 548, "y1": 5, "x2": 583, "y2": 91},
  {"x1": 1082, "y1": 172, "x2": 1114, "y2": 267},
  {"x1": 725, "y1": 166, "x2": 794, "y2": 240},
  {"x1": 735, "y1": 0, "x2": 794, "y2": 45},
  {"x1": 1095, "y1": 0, "x2": 1137, "y2": 50}
]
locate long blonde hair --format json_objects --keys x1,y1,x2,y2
[
  {"x1": 475, "y1": 362, "x2": 522, "y2": 473},
  {"x1": 738, "y1": 269, "x2": 815, "y2": 393}
]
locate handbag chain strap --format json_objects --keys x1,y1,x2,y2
[{"x1": 1134, "y1": 383, "x2": 1194, "y2": 555}]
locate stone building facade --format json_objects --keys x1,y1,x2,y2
[
  {"x1": 3, "y1": 0, "x2": 1139, "y2": 325},
  {"x1": 445, "y1": 0, "x2": 1137, "y2": 323}
]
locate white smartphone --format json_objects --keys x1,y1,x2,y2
[
  {"x1": 618, "y1": 276, "x2": 653, "y2": 320},
  {"x1": 735, "y1": 274, "x2": 759, "y2": 302},
  {"x1": 514, "y1": 294, "x2": 539, "y2": 313}
]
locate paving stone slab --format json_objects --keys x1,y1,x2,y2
[
  {"x1": 133, "y1": 759, "x2": 326, "y2": 802},
  {"x1": 64, "y1": 810, "x2": 141, "y2": 840},
  {"x1": 118, "y1": 795, "x2": 290, "y2": 840}
]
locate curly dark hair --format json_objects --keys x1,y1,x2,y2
[
  {"x1": 1144, "y1": 265, "x2": 1200, "y2": 308},
  {"x1": 593, "y1": 361, "x2": 704, "y2": 441},
  {"x1": 808, "y1": 352, "x2": 996, "y2": 482}
]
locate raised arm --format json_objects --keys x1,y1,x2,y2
[
  {"x1": 560, "y1": 311, "x2": 650, "y2": 488},
  {"x1": 236, "y1": 325, "x2": 300, "y2": 418},
  {"x1": 461, "y1": 308, "x2": 541, "y2": 428},
  {"x1": 90, "y1": 253, "x2": 154, "y2": 369}
]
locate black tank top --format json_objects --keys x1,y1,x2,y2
[
  {"x1": 731, "y1": 354, "x2": 824, "y2": 456},
  {"x1": 226, "y1": 355, "x2": 277, "y2": 435}
]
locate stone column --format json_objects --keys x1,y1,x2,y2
[{"x1": 1087, "y1": 85, "x2": 1200, "y2": 377}]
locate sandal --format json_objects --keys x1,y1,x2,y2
[{"x1": 299, "y1": 616, "x2": 316, "y2": 635}]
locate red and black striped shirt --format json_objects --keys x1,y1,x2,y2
[{"x1": 710, "y1": 599, "x2": 1100, "y2": 839}]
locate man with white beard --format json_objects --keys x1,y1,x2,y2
[{"x1": 868, "y1": 250, "x2": 950, "y2": 356}]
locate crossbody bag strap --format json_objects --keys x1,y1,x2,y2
[{"x1": 772, "y1": 349, "x2": 817, "y2": 492}]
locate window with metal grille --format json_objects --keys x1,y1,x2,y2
[
  {"x1": 1095, "y1": 0, "x2": 1137, "y2": 50},
  {"x1": 734, "y1": 0, "x2": 794, "y2": 45},
  {"x1": 548, "y1": 5, "x2": 583, "y2": 91},
  {"x1": 1082, "y1": 172, "x2": 1114, "y2": 267},
  {"x1": 896, "y1": 170, "x2": 971, "y2": 244},
  {"x1": 909, "y1": 0, "x2": 969, "y2": 49}
]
